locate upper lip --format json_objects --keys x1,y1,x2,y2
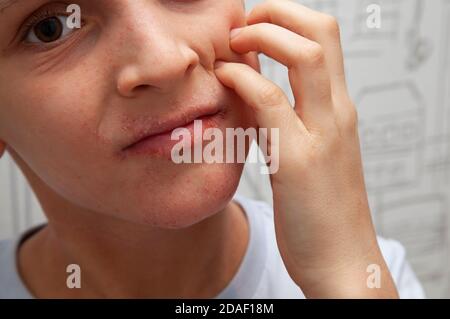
[{"x1": 122, "y1": 103, "x2": 224, "y2": 151}]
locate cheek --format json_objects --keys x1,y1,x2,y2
[
  {"x1": 34, "y1": 56, "x2": 111, "y2": 142},
  {"x1": 14, "y1": 84, "x2": 96, "y2": 158},
  {"x1": 1, "y1": 69, "x2": 112, "y2": 197}
]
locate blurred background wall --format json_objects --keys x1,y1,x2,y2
[{"x1": 1, "y1": 0, "x2": 449, "y2": 298}]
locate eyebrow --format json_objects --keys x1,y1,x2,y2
[{"x1": 0, "y1": 0, "x2": 19, "y2": 13}]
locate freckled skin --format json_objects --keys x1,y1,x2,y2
[{"x1": 0, "y1": 0, "x2": 259, "y2": 229}]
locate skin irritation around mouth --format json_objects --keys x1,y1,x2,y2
[{"x1": 118, "y1": 106, "x2": 228, "y2": 161}]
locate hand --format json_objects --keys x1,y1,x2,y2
[{"x1": 214, "y1": 0, "x2": 399, "y2": 298}]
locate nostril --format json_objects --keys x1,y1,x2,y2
[
  {"x1": 134, "y1": 84, "x2": 151, "y2": 92},
  {"x1": 186, "y1": 62, "x2": 196, "y2": 75}
]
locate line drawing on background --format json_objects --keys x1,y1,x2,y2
[
  {"x1": 426, "y1": 135, "x2": 450, "y2": 172},
  {"x1": 378, "y1": 195, "x2": 449, "y2": 296},
  {"x1": 404, "y1": 0, "x2": 433, "y2": 71},
  {"x1": 433, "y1": 0, "x2": 450, "y2": 183},
  {"x1": 356, "y1": 82, "x2": 425, "y2": 191}
]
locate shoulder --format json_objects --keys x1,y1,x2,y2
[
  {"x1": 0, "y1": 228, "x2": 41, "y2": 299},
  {"x1": 0, "y1": 238, "x2": 27, "y2": 298},
  {"x1": 0, "y1": 238, "x2": 16, "y2": 278}
]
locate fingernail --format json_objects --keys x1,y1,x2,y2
[
  {"x1": 214, "y1": 60, "x2": 226, "y2": 69},
  {"x1": 230, "y1": 27, "x2": 243, "y2": 39}
]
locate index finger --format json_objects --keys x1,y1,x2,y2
[{"x1": 247, "y1": 0, "x2": 348, "y2": 95}]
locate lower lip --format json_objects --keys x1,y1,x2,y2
[{"x1": 123, "y1": 111, "x2": 226, "y2": 159}]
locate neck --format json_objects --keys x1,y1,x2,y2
[{"x1": 19, "y1": 199, "x2": 248, "y2": 298}]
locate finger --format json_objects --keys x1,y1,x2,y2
[
  {"x1": 230, "y1": 23, "x2": 334, "y2": 129},
  {"x1": 247, "y1": 0, "x2": 348, "y2": 96},
  {"x1": 214, "y1": 61, "x2": 307, "y2": 147}
]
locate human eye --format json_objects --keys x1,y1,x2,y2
[
  {"x1": 21, "y1": 4, "x2": 82, "y2": 46},
  {"x1": 25, "y1": 15, "x2": 72, "y2": 44}
]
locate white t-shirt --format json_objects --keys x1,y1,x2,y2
[{"x1": 0, "y1": 194, "x2": 425, "y2": 298}]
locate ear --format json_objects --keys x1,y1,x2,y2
[{"x1": 0, "y1": 140, "x2": 6, "y2": 158}]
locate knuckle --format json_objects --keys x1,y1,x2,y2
[
  {"x1": 255, "y1": 0, "x2": 277, "y2": 16},
  {"x1": 303, "y1": 42, "x2": 325, "y2": 67},
  {"x1": 257, "y1": 82, "x2": 286, "y2": 108},
  {"x1": 322, "y1": 14, "x2": 341, "y2": 38}
]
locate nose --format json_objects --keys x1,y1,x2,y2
[{"x1": 114, "y1": 11, "x2": 200, "y2": 98}]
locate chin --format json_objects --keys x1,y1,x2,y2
[{"x1": 117, "y1": 162, "x2": 245, "y2": 229}]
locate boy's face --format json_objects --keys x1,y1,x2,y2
[{"x1": 0, "y1": 0, "x2": 259, "y2": 228}]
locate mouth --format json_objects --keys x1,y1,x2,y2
[{"x1": 122, "y1": 104, "x2": 227, "y2": 156}]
